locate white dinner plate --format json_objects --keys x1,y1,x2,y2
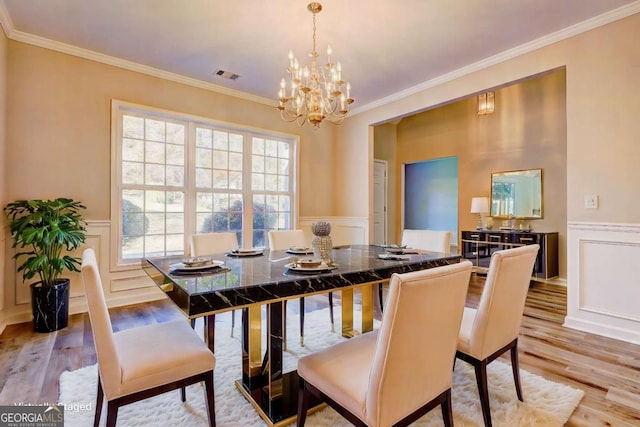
[
  {"x1": 169, "y1": 259, "x2": 225, "y2": 272},
  {"x1": 286, "y1": 247, "x2": 314, "y2": 255},
  {"x1": 284, "y1": 262, "x2": 337, "y2": 273},
  {"x1": 227, "y1": 249, "x2": 264, "y2": 257}
]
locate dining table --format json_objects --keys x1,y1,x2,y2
[{"x1": 142, "y1": 244, "x2": 461, "y2": 427}]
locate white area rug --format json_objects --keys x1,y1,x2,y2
[{"x1": 59, "y1": 308, "x2": 584, "y2": 426}]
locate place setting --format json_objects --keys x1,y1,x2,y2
[
  {"x1": 226, "y1": 248, "x2": 264, "y2": 257},
  {"x1": 285, "y1": 246, "x2": 315, "y2": 255},
  {"x1": 169, "y1": 256, "x2": 226, "y2": 275},
  {"x1": 378, "y1": 244, "x2": 420, "y2": 260},
  {"x1": 284, "y1": 257, "x2": 337, "y2": 275}
]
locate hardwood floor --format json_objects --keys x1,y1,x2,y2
[{"x1": 1, "y1": 274, "x2": 639, "y2": 426}]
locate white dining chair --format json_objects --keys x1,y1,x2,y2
[
  {"x1": 401, "y1": 229, "x2": 451, "y2": 253},
  {"x1": 80, "y1": 248, "x2": 216, "y2": 427},
  {"x1": 190, "y1": 231, "x2": 239, "y2": 257},
  {"x1": 456, "y1": 244, "x2": 539, "y2": 427},
  {"x1": 268, "y1": 229, "x2": 335, "y2": 346},
  {"x1": 379, "y1": 229, "x2": 452, "y2": 311},
  {"x1": 297, "y1": 261, "x2": 472, "y2": 427},
  {"x1": 190, "y1": 232, "x2": 240, "y2": 336}
]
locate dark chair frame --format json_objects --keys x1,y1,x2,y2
[
  {"x1": 297, "y1": 377, "x2": 453, "y2": 427},
  {"x1": 455, "y1": 338, "x2": 522, "y2": 427},
  {"x1": 94, "y1": 371, "x2": 216, "y2": 427}
]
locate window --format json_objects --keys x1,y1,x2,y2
[{"x1": 112, "y1": 101, "x2": 297, "y2": 266}]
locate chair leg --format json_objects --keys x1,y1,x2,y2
[
  {"x1": 283, "y1": 300, "x2": 288, "y2": 351},
  {"x1": 510, "y1": 340, "x2": 523, "y2": 402},
  {"x1": 328, "y1": 292, "x2": 335, "y2": 332},
  {"x1": 297, "y1": 377, "x2": 311, "y2": 427},
  {"x1": 299, "y1": 297, "x2": 305, "y2": 347},
  {"x1": 231, "y1": 310, "x2": 235, "y2": 338},
  {"x1": 181, "y1": 387, "x2": 186, "y2": 402},
  {"x1": 203, "y1": 371, "x2": 216, "y2": 427},
  {"x1": 440, "y1": 388, "x2": 453, "y2": 427},
  {"x1": 474, "y1": 359, "x2": 492, "y2": 427},
  {"x1": 94, "y1": 375, "x2": 104, "y2": 427},
  {"x1": 378, "y1": 283, "x2": 384, "y2": 312},
  {"x1": 190, "y1": 318, "x2": 196, "y2": 329},
  {"x1": 105, "y1": 402, "x2": 118, "y2": 427}
]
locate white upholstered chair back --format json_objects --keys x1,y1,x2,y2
[
  {"x1": 267, "y1": 229, "x2": 307, "y2": 251},
  {"x1": 401, "y1": 229, "x2": 451, "y2": 253},
  {"x1": 80, "y1": 248, "x2": 121, "y2": 398},
  {"x1": 190, "y1": 232, "x2": 239, "y2": 256},
  {"x1": 466, "y1": 244, "x2": 539, "y2": 359},
  {"x1": 365, "y1": 261, "x2": 472, "y2": 425}
]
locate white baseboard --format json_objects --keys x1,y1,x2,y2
[{"x1": 564, "y1": 315, "x2": 640, "y2": 346}]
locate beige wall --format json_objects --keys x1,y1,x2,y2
[
  {"x1": 0, "y1": 27, "x2": 7, "y2": 322},
  {"x1": 387, "y1": 70, "x2": 567, "y2": 277},
  {"x1": 6, "y1": 41, "x2": 337, "y2": 220}
]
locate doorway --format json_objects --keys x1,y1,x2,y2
[{"x1": 403, "y1": 156, "x2": 458, "y2": 247}]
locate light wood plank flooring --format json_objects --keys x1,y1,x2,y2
[{"x1": 0, "y1": 274, "x2": 639, "y2": 426}]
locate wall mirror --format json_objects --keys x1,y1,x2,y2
[{"x1": 490, "y1": 168, "x2": 543, "y2": 219}]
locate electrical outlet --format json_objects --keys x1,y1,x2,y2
[{"x1": 584, "y1": 194, "x2": 599, "y2": 209}]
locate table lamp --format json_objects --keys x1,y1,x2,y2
[{"x1": 470, "y1": 197, "x2": 489, "y2": 230}]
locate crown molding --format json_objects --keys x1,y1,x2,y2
[
  {"x1": 1, "y1": 1, "x2": 639, "y2": 114},
  {"x1": 0, "y1": 0, "x2": 14, "y2": 36},
  {"x1": 351, "y1": 1, "x2": 640, "y2": 116},
  {"x1": 0, "y1": 3, "x2": 276, "y2": 108}
]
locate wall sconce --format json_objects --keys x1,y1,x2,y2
[
  {"x1": 470, "y1": 197, "x2": 489, "y2": 230},
  {"x1": 477, "y1": 91, "x2": 495, "y2": 115}
]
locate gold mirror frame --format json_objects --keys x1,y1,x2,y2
[{"x1": 490, "y1": 168, "x2": 543, "y2": 219}]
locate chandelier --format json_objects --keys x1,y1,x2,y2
[{"x1": 277, "y1": 2, "x2": 354, "y2": 129}]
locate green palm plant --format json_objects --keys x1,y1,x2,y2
[{"x1": 4, "y1": 198, "x2": 87, "y2": 287}]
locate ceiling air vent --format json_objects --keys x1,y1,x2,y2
[{"x1": 214, "y1": 69, "x2": 240, "y2": 80}]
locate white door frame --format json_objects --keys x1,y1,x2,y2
[{"x1": 373, "y1": 159, "x2": 388, "y2": 245}]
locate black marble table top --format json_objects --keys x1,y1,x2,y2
[{"x1": 143, "y1": 244, "x2": 461, "y2": 318}]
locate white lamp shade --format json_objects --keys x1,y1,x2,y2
[{"x1": 470, "y1": 197, "x2": 489, "y2": 214}]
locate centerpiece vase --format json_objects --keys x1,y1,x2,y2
[{"x1": 311, "y1": 221, "x2": 332, "y2": 262}]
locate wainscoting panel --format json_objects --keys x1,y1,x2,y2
[
  {"x1": 0, "y1": 226, "x2": 6, "y2": 334},
  {"x1": 566, "y1": 222, "x2": 640, "y2": 344},
  {"x1": 4, "y1": 220, "x2": 163, "y2": 327},
  {"x1": 299, "y1": 217, "x2": 369, "y2": 247}
]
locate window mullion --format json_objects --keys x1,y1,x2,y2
[
  {"x1": 184, "y1": 122, "x2": 198, "y2": 254},
  {"x1": 242, "y1": 132, "x2": 254, "y2": 248}
]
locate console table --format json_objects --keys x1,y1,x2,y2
[{"x1": 460, "y1": 230, "x2": 558, "y2": 279}]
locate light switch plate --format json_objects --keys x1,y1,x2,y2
[{"x1": 584, "y1": 194, "x2": 599, "y2": 209}]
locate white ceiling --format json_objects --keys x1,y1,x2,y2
[{"x1": 1, "y1": 0, "x2": 638, "y2": 111}]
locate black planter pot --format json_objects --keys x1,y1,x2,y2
[{"x1": 30, "y1": 279, "x2": 70, "y2": 333}]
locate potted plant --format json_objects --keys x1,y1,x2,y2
[{"x1": 4, "y1": 198, "x2": 87, "y2": 332}]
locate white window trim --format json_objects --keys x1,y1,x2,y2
[{"x1": 110, "y1": 99, "x2": 300, "y2": 271}]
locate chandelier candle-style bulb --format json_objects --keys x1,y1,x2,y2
[{"x1": 276, "y1": 2, "x2": 354, "y2": 129}]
